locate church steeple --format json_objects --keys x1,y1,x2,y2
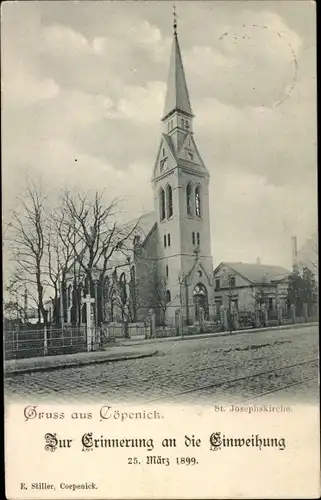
[
  {"x1": 162, "y1": 11, "x2": 193, "y2": 121},
  {"x1": 152, "y1": 12, "x2": 214, "y2": 329}
]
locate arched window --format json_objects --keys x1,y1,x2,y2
[
  {"x1": 186, "y1": 183, "x2": 192, "y2": 215},
  {"x1": 192, "y1": 232, "x2": 195, "y2": 245},
  {"x1": 193, "y1": 283, "x2": 209, "y2": 320},
  {"x1": 166, "y1": 290, "x2": 171, "y2": 303},
  {"x1": 160, "y1": 188, "x2": 165, "y2": 221},
  {"x1": 181, "y1": 118, "x2": 184, "y2": 128},
  {"x1": 195, "y1": 186, "x2": 201, "y2": 217},
  {"x1": 119, "y1": 273, "x2": 127, "y2": 305},
  {"x1": 166, "y1": 265, "x2": 169, "y2": 278},
  {"x1": 166, "y1": 184, "x2": 173, "y2": 218}
]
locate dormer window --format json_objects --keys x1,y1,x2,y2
[{"x1": 188, "y1": 152, "x2": 194, "y2": 161}]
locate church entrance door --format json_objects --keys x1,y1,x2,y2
[{"x1": 193, "y1": 283, "x2": 209, "y2": 322}]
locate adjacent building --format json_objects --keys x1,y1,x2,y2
[{"x1": 213, "y1": 261, "x2": 291, "y2": 314}]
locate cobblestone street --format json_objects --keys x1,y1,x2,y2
[{"x1": 5, "y1": 326, "x2": 319, "y2": 404}]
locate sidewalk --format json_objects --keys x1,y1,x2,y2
[
  {"x1": 5, "y1": 344, "x2": 158, "y2": 375},
  {"x1": 120, "y1": 321, "x2": 319, "y2": 347}
]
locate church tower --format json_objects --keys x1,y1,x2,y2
[{"x1": 152, "y1": 14, "x2": 214, "y2": 324}]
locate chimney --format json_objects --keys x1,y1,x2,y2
[
  {"x1": 256, "y1": 257, "x2": 261, "y2": 265},
  {"x1": 291, "y1": 236, "x2": 298, "y2": 268}
]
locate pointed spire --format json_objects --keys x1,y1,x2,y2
[{"x1": 162, "y1": 10, "x2": 193, "y2": 120}]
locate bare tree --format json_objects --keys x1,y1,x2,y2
[
  {"x1": 5, "y1": 183, "x2": 142, "y2": 327},
  {"x1": 44, "y1": 206, "x2": 76, "y2": 325},
  {"x1": 153, "y1": 277, "x2": 171, "y2": 328},
  {"x1": 61, "y1": 190, "x2": 140, "y2": 324},
  {"x1": 3, "y1": 298, "x2": 25, "y2": 323},
  {"x1": 307, "y1": 241, "x2": 318, "y2": 274},
  {"x1": 6, "y1": 179, "x2": 48, "y2": 324}
]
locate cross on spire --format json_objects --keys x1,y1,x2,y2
[
  {"x1": 173, "y1": 4, "x2": 178, "y2": 35},
  {"x1": 163, "y1": 7, "x2": 193, "y2": 120}
]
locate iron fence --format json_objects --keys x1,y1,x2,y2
[{"x1": 4, "y1": 326, "x2": 87, "y2": 360}]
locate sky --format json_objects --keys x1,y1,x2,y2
[{"x1": 2, "y1": 0, "x2": 317, "y2": 271}]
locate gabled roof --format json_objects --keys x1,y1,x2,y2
[
  {"x1": 178, "y1": 158, "x2": 209, "y2": 176},
  {"x1": 65, "y1": 211, "x2": 157, "y2": 278},
  {"x1": 187, "y1": 258, "x2": 212, "y2": 286},
  {"x1": 163, "y1": 33, "x2": 193, "y2": 120},
  {"x1": 106, "y1": 211, "x2": 157, "y2": 269},
  {"x1": 214, "y1": 262, "x2": 291, "y2": 284},
  {"x1": 162, "y1": 133, "x2": 177, "y2": 159},
  {"x1": 130, "y1": 211, "x2": 156, "y2": 246}
]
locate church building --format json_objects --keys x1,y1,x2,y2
[
  {"x1": 58, "y1": 19, "x2": 215, "y2": 328},
  {"x1": 130, "y1": 20, "x2": 214, "y2": 326}
]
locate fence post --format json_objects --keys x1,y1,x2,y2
[
  {"x1": 15, "y1": 327, "x2": 19, "y2": 354},
  {"x1": 220, "y1": 305, "x2": 228, "y2": 331},
  {"x1": 277, "y1": 304, "x2": 283, "y2": 325},
  {"x1": 44, "y1": 326, "x2": 48, "y2": 356},
  {"x1": 290, "y1": 303, "x2": 296, "y2": 324},
  {"x1": 199, "y1": 307, "x2": 205, "y2": 333},
  {"x1": 95, "y1": 326, "x2": 101, "y2": 350},
  {"x1": 233, "y1": 306, "x2": 239, "y2": 330},
  {"x1": 302, "y1": 303, "x2": 308, "y2": 322},
  {"x1": 149, "y1": 309, "x2": 156, "y2": 338}
]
